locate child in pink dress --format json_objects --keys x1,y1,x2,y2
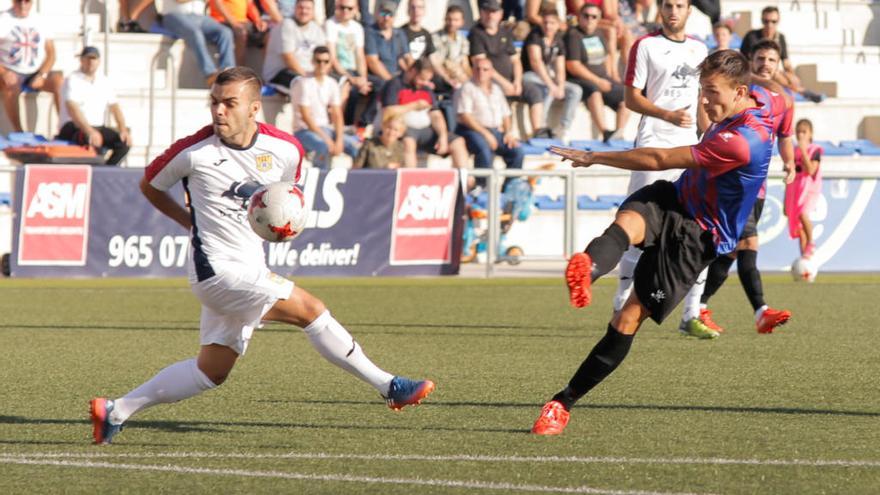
[{"x1": 784, "y1": 119, "x2": 823, "y2": 258}]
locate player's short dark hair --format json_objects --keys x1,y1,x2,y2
[
  {"x1": 659, "y1": 0, "x2": 692, "y2": 8},
  {"x1": 698, "y1": 49, "x2": 750, "y2": 87},
  {"x1": 751, "y1": 39, "x2": 781, "y2": 57},
  {"x1": 445, "y1": 5, "x2": 464, "y2": 16},
  {"x1": 215, "y1": 66, "x2": 262, "y2": 100},
  {"x1": 761, "y1": 6, "x2": 779, "y2": 17},
  {"x1": 313, "y1": 45, "x2": 330, "y2": 57}
]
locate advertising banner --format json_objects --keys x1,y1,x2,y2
[{"x1": 10, "y1": 167, "x2": 462, "y2": 278}]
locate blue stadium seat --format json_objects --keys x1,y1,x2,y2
[
  {"x1": 839, "y1": 139, "x2": 880, "y2": 156},
  {"x1": 569, "y1": 139, "x2": 617, "y2": 151},
  {"x1": 597, "y1": 194, "x2": 626, "y2": 206},
  {"x1": 523, "y1": 138, "x2": 563, "y2": 155},
  {"x1": 533, "y1": 194, "x2": 564, "y2": 210},
  {"x1": 261, "y1": 85, "x2": 278, "y2": 97},
  {"x1": 577, "y1": 195, "x2": 618, "y2": 210},
  {"x1": 7, "y1": 132, "x2": 48, "y2": 145},
  {"x1": 0, "y1": 192, "x2": 10, "y2": 207},
  {"x1": 814, "y1": 140, "x2": 856, "y2": 156}
]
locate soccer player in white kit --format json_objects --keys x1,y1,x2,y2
[
  {"x1": 615, "y1": 0, "x2": 712, "y2": 337},
  {"x1": 89, "y1": 67, "x2": 434, "y2": 444}
]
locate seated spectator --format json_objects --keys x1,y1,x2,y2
[
  {"x1": 159, "y1": 0, "x2": 235, "y2": 87},
  {"x1": 325, "y1": 0, "x2": 372, "y2": 125},
  {"x1": 262, "y1": 0, "x2": 325, "y2": 94},
  {"x1": 469, "y1": 0, "x2": 544, "y2": 138},
  {"x1": 740, "y1": 6, "x2": 822, "y2": 103},
  {"x1": 402, "y1": 0, "x2": 434, "y2": 62},
  {"x1": 455, "y1": 58, "x2": 524, "y2": 181},
  {"x1": 711, "y1": 20, "x2": 731, "y2": 53},
  {"x1": 57, "y1": 47, "x2": 130, "y2": 165},
  {"x1": 431, "y1": 5, "x2": 471, "y2": 132},
  {"x1": 564, "y1": 3, "x2": 629, "y2": 141},
  {"x1": 291, "y1": 46, "x2": 360, "y2": 168},
  {"x1": 353, "y1": 114, "x2": 406, "y2": 169},
  {"x1": 361, "y1": 0, "x2": 411, "y2": 127},
  {"x1": 380, "y1": 58, "x2": 468, "y2": 168},
  {"x1": 521, "y1": 8, "x2": 582, "y2": 139},
  {"x1": 210, "y1": 0, "x2": 282, "y2": 65},
  {"x1": 117, "y1": 0, "x2": 151, "y2": 32},
  {"x1": 0, "y1": 0, "x2": 63, "y2": 132}
]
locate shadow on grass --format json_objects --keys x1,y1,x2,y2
[
  {"x1": 259, "y1": 400, "x2": 880, "y2": 418},
  {"x1": 0, "y1": 415, "x2": 525, "y2": 435}
]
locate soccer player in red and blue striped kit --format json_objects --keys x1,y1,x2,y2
[{"x1": 533, "y1": 50, "x2": 792, "y2": 435}]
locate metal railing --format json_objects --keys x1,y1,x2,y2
[
  {"x1": 146, "y1": 41, "x2": 178, "y2": 167},
  {"x1": 80, "y1": 0, "x2": 110, "y2": 76}
]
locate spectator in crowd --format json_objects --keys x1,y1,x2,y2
[
  {"x1": 402, "y1": 0, "x2": 434, "y2": 62},
  {"x1": 353, "y1": 114, "x2": 406, "y2": 168},
  {"x1": 469, "y1": 0, "x2": 544, "y2": 139},
  {"x1": 160, "y1": 1, "x2": 235, "y2": 87},
  {"x1": 117, "y1": 0, "x2": 151, "y2": 32},
  {"x1": 565, "y1": 3, "x2": 629, "y2": 142},
  {"x1": 365, "y1": 1, "x2": 412, "y2": 82},
  {"x1": 325, "y1": 0, "x2": 372, "y2": 125},
  {"x1": 740, "y1": 6, "x2": 822, "y2": 103},
  {"x1": 291, "y1": 46, "x2": 360, "y2": 168},
  {"x1": 210, "y1": 0, "x2": 282, "y2": 65},
  {"x1": 57, "y1": 47, "x2": 131, "y2": 165},
  {"x1": 381, "y1": 58, "x2": 468, "y2": 168},
  {"x1": 711, "y1": 20, "x2": 731, "y2": 52},
  {"x1": 363, "y1": 0, "x2": 411, "y2": 126},
  {"x1": 0, "y1": 0, "x2": 63, "y2": 132},
  {"x1": 456, "y1": 58, "x2": 525, "y2": 181},
  {"x1": 431, "y1": 5, "x2": 471, "y2": 132},
  {"x1": 522, "y1": 8, "x2": 582, "y2": 140},
  {"x1": 262, "y1": 0, "x2": 326, "y2": 94}
]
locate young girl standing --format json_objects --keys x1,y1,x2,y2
[{"x1": 784, "y1": 119, "x2": 823, "y2": 258}]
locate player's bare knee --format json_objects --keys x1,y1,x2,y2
[{"x1": 613, "y1": 210, "x2": 646, "y2": 245}]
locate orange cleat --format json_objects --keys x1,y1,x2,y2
[
  {"x1": 531, "y1": 400, "x2": 570, "y2": 435},
  {"x1": 756, "y1": 308, "x2": 791, "y2": 334},
  {"x1": 385, "y1": 377, "x2": 435, "y2": 411},
  {"x1": 90, "y1": 397, "x2": 123, "y2": 444},
  {"x1": 565, "y1": 253, "x2": 593, "y2": 308},
  {"x1": 699, "y1": 308, "x2": 724, "y2": 333}
]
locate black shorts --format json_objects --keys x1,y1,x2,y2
[
  {"x1": 619, "y1": 180, "x2": 717, "y2": 323},
  {"x1": 739, "y1": 198, "x2": 764, "y2": 239},
  {"x1": 268, "y1": 69, "x2": 300, "y2": 95},
  {"x1": 507, "y1": 80, "x2": 544, "y2": 106},
  {"x1": 570, "y1": 78, "x2": 625, "y2": 110}
]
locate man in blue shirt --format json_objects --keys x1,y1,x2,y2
[{"x1": 360, "y1": 0, "x2": 412, "y2": 127}]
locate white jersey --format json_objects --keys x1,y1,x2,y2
[
  {"x1": 146, "y1": 123, "x2": 303, "y2": 283},
  {"x1": 625, "y1": 31, "x2": 707, "y2": 149}
]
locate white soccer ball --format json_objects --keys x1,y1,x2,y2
[
  {"x1": 247, "y1": 181, "x2": 308, "y2": 242},
  {"x1": 790, "y1": 256, "x2": 817, "y2": 283}
]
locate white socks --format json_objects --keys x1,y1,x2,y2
[
  {"x1": 303, "y1": 310, "x2": 394, "y2": 396},
  {"x1": 613, "y1": 246, "x2": 641, "y2": 311},
  {"x1": 681, "y1": 267, "x2": 708, "y2": 322},
  {"x1": 754, "y1": 305, "x2": 768, "y2": 322},
  {"x1": 110, "y1": 358, "x2": 216, "y2": 424}
]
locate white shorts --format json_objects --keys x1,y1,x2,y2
[
  {"x1": 191, "y1": 262, "x2": 294, "y2": 355},
  {"x1": 626, "y1": 169, "x2": 685, "y2": 195}
]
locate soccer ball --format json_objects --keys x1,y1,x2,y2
[
  {"x1": 247, "y1": 181, "x2": 308, "y2": 242},
  {"x1": 790, "y1": 256, "x2": 817, "y2": 283}
]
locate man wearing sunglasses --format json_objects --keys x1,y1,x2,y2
[
  {"x1": 739, "y1": 6, "x2": 822, "y2": 103},
  {"x1": 0, "y1": 0, "x2": 63, "y2": 132}
]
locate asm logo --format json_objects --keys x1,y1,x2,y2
[
  {"x1": 25, "y1": 182, "x2": 89, "y2": 219},
  {"x1": 390, "y1": 169, "x2": 458, "y2": 265}
]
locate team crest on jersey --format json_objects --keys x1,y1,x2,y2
[
  {"x1": 719, "y1": 131, "x2": 734, "y2": 142},
  {"x1": 255, "y1": 154, "x2": 273, "y2": 172}
]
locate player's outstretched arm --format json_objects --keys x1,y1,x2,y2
[
  {"x1": 139, "y1": 176, "x2": 192, "y2": 230},
  {"x1": 550, "y1": 145, "x2": 697, "y2": 171}
]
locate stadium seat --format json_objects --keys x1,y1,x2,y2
[
  {"x1": 597, "y1": 194, "x2": 626, "y2": 206},
  {"x1": 533, "y1": 194, "x2": 565, "y2": 210},
  {"x1": 569, "y1": 140, "x2": 617, "y2": 151},
  {"x1": 577, "y1": 195, "x2": 618, "y2": 210},
  {"x1": 261, "y1": 85, "x2": 278, "y2": 97},
  {"x1": 814, "y1": 140, "x2": 856, "y2": 156},
  {"x1": 0, "y1": 192, "x2": 10, "y2": 207},
  {"x1": 7, "y1": 132, "x2": 49, "y2": 146},
  {"x1": 839, "y1": 139, "x2": 880, "y2": 156}
]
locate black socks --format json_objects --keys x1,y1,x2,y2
[
  {"x1": 701, "y1": 254, "x2": 735, "y2": 304},
  {"x1": 552, "y1": 324, "x2": 635, "y2": 410},
  {"x1": 737, "y1": 249, "x2": 766, "y2": 311},
  {"x1": 585, "y1": 223, "x2": 631, "y2": 283}
]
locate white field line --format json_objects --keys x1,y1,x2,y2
[
  {"x1": 3, "y1": 451, "x2": 880, "y2": 468},
  {"x1": 0, "y1": 456, "x2": 707, "y2": 495}
]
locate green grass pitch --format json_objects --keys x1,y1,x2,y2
[{"x1": 0, "y1": 275, "x2": 878, "y2": 494}]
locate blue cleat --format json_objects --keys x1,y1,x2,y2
[
  {"x1": 90, "y1": 397, "x2": 123, "y2": 445},
  {"x1": 385, "y1": 376, "x2": 435, "y2": 411}
]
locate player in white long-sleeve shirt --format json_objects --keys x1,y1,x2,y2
[
  {"x1": 89, "y1": 67, "x2": 434, "y2": 444},
  {"x1": 615, "y1": 0, "x2": 713, "y2": 338}
]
